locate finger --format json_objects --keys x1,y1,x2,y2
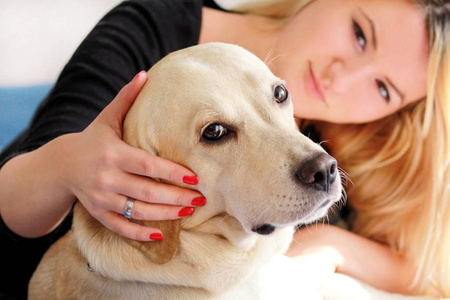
[
  {"x1": 110, "y1": 70, "x2": 148, "y2": 119},
  {"x1": 114, "y1": 174, "x2": 205, "y2": 207},
  {"x1": 124, "y1": 200, "x2": 194, "y2": 221},
  {"x1": 99, "y1": 70, "x2": 148, "y2": 132},
  {"x1": 103, "y1": 211, "x2": 164, "y2": 241},
  {"x1": 117, "y1": 144, "x2": 199, "y2": 186},
  {"x1": 91, "y1": 187, "x2": 200, "y2": 222}
]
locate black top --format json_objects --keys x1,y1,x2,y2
[{"x1": 0, "y1": 0, "x2": 222, "y2": 298}]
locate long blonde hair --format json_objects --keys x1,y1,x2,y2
[{"x1": 234, "y1": 0, "x2": 450, "y2": 296}]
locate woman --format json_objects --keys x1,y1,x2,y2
[
  {"x1": 0, "y1": 0, "x2": 448, "y2": 298},
  {"x1": 249, "y1": 0, "x2": 449, "y2": 296}
]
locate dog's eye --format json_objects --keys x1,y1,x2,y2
[
  {"x1": 274, "y1": 85, "x2": 289, "y2": 103},
  {"x1": 202, "y1": 123, "x2": 228, "y2": 141}
]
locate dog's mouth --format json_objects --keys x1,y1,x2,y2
[{"x1": 250, "y1": 198, "x2": 336, "y2": 236}]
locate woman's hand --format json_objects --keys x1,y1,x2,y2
[
  {"x1": 285, "y1": 224, "x2": 420, "y2": 295},
  {"x1": 285, "y1": 225, "x2": 342, "y2": 282},
  {"x1": 0, "y1": 71, "x2": 204, "y2": 241},
  {"x1": 58, "y1": 71, "x2": 205, "y2": 241}
]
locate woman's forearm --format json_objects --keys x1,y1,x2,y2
[
  {"x1": 0, "y1": 72, "x2": 208, "y2": 243},
  {"x1": 286, "y1": 225, "x2": 420, "y2": 295},
  {"x1": 0, "y1": 135, "x2": 76, "y2": 238}
]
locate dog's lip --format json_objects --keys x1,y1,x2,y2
[
  {"x1": 251, "y1": 224, "x2": 276, "y2": 235},
  {"x1": 296, "y1": 198, "x2": 335, "y2": 224},
  {"x1": 318, "y1": 199, "x2": 331, "y2": 209},
  {"x1": 249, "y1": 198, "x2": 336, "y2": 232},
  {"x1": 306, "y1": 61, "x2": 326, "y2": 103}
]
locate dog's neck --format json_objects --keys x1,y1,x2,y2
[
  {"x1": 183, "y1": 211, "x2": 261, "y2": 250},
  {"x1": 73, "y1": 202, "x2": 293, "y2": 295}
]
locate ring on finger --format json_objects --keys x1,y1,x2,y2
[{"x1": 123, "y1": 198, "x2": 135, "y2": 219}]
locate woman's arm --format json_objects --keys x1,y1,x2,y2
[
  {"x1": 0, "y1": 137, "x2": 75, "y2": 238},
  {"x1": 285, "y1": 225, "x2": 420, "y2": 295},
  {"x1": 0, "y1": 0, "x2": 204, "y2": 242},
  {"x1": 0, "y1": 72, "x2": 203, "y2": 240}
]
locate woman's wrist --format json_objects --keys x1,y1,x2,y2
[{"x1": 286, "y1": 225, "x2": 343, "y2": 267}]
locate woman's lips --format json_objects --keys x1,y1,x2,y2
[{"x1": 306, "y1": 62, "x2": 326, "y2": 103}]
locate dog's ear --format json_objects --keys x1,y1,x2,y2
[
  {"x1": 122, "y1": 113, "x2": 181, "y2": 265},
  {"x1": 127, "y1": 219, "x2": 181, "y2": 264}
]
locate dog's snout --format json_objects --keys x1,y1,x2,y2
[{"x1": 297, "y1": 153, "x2": 337, "y2": 192}]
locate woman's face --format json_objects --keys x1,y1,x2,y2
[{"x1": 274, "y1": 0, "x2": 429, "y2": 123}]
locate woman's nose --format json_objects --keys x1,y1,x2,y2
[{"x1": 321, "y1": 58, "x2": 370, "y2": 94}]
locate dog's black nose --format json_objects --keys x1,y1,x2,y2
[{"x1": 297, "y1": 153, "x2": 337, "y2": 192}]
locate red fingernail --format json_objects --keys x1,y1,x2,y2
[
  {"x1": 133, "y1": 70, "x2": 146, "y2": 81},
  {"x1": 178, "y1": 207, "x2": 195, "y2": 217},
  {"x1": 150, "y1": 233, "x2": 163, "y2": 240},
  {"x1": 191, "y1": 196, "x2": 206, "y2": 206},
  {"x1": 183, "y1": 175, "x2": 199, "y2": 185}
]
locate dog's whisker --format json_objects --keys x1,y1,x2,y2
[
  {"x1": 263, "y1": 50, "x2": 271, "y2": 64},
  {"x1": 263, "y1": 49, "x2": 274, "y2": 65},
  {"x1": 338, "y1": 167, "x2": 352, "y2": 187},
  {"x1": 193, "y1": 109, "x2": 225, "y2": 135},
  {"x1": 276, "y1": 197, "x2": 286, "y2": 207},
  {"x1": 290, "y1": 236, "x2": 302, "y2": 246},
  {"x1": 254, "y1": 198, "x2": 274, "y2": 225},
  {"x1": 213, "y1": 214, "x2": 232, "y2": 236},
  {"x1": 194, "y1": 109, "x2": 219, "y2": 121},
  {"x1": 266, "y1": 55, "x2": 284, "y2": 71},
  {"x1": 340, "y1": 189, "x2": 348, "y2": 206},
  {"x1": 305, "y1": 223, "x2": 313, "y2": 235},
  {"x1": 290, "y1": 227, "x2": 307, "y2": 247},
  {"x1": 318, "y1": 140, "x2": 331, "y2": 148},
  {"x1": 263, "y1": 49, "x2": 284, "y2": 71},
  {"x1": 319, "y1": 220, "x2": 324, "y2": 231},
  {"x1": 196, "y1": 99, "x2": 214, "y2": 108}
]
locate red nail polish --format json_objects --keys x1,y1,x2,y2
[
  {"x1": 178, "y1": 207, "x2": 195, "y2": 217},
  {"x1": 150, "y1": 233, "x2": 163, "y2": 240},
  {"x1": 191, "y1": 197, "x2": 206, "y2": 206},
  {"x1": 133, "y1": 70, "x2": 145, "y2": 81},
  {"x1": 183, "y1": 175, "x2": 199, "y2": 185}
]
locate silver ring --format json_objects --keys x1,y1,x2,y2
[
  {"x1": 86, "y1": 262, "x2": 95, "y2": 273},
  {"x1": 123, "y1": 198, "x2": 135, "y2": 219}
]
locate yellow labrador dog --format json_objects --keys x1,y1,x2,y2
[{"x1": 29, "y1": 43, "x2": 342, "y2": 299}]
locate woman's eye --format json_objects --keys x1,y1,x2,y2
[
  {"x1": 353, "y1": 20, "x2": 367, "y2": 50},
  {"x1": 202, "y1": 123, "x2": 228, "y2": 141},
  {"x1": 274, "y1": 84, "x2": 289, "y2": 103},
  {"x1": 376, "y1": 80, "x2": 390, "y2": 103}
]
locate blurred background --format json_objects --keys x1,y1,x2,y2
[
  {"x1": 0, "y1": 0, "x2": 250, "y2": 151},
  {"x1": 0, "y1": 0, "x2": 122, "y2": 151}
]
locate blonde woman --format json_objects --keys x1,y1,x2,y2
[
  {"x1": 232, "y1": 0, "x2": 450, "y2": 297},
  {"x1": 0, "y1": 0, "x2": 448, "y2": 298}
]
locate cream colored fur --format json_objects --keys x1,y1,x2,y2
[{"x1": 28, "y1": 43, "x2": 342, "y2": 299}]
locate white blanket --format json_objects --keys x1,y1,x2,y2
[{"x1": 259, "y1": 255, "x2": 442, "y2": 300}]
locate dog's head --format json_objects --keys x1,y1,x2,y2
[{"x1": 123, "y1": 43, "x2": 342, "y2": 264}]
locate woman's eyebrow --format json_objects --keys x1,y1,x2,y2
[
  {"x1": 358, "y1": 8, "x2": 405, "y2": 103},
  {"x1": 358, "y1": 7, "x2": 377, "y2": 49}
]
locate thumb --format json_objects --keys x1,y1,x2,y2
[{"x1": 105, "y1": 70, "x2": 148, "y2": 123}]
